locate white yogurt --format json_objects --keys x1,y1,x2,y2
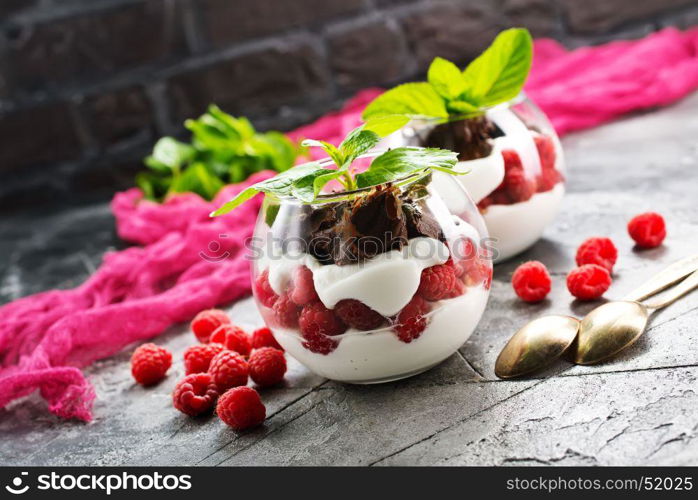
[
  {"x1": 272, "y1": 285, "x2": 489, "y2": 383},
  {"x1": 483, "y1": 184, "x2": 565, "y2": 262},
  {"x1": 262, "y1": 237, "x2": 450, "y2": 317},
  {"x1": 453, "y1": 139, "x2": 505, "y2": 204}
]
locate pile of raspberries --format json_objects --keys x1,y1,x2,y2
[
  {"x1": 511, "y1": 212, "x2": 666, "y2": 303},
  {"x1": 131, "y1": 310, "x2": 287, "y2": 430}
]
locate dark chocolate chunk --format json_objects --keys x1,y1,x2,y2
[
  {"x1": 424, "y1": 116, "x2": 494, "y2": 161},
  {"x1": 403, "y1": 203, "x2": 444, "y2": 241}
]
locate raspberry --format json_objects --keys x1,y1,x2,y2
[
  {"x1": 334, "y1": 299, "x2": 385, "y2": 330},
  {"x1": 534, "y1": 134, "x2": 557, "y2": 171},
  {"x1": 302, "y1": 331, "x2": 339, "y2": 355},
  {"x1": 272, "y1": 293, "x2": 300, "y2": 328},
  {"x1": 251, "y1": 327, "x2": 284, "y2": 351},
  {"x1": 190, "y1": 309, "x2": 230, "y2": 343},
  {"x1": 462, "y1": 255, "x2": 492, "y2": 290},
  {"x1": 502, "y1": 161, "x2": 536, "y2": 203},
  {"x1": 536, "y1": 168, "x2": 562, "y2": 192},
  {"x1": 418, "y1": 264, "x2": 457, "y2": 301},
  {"x1": 210, "y1": 324, "x2": 251, "y2": 356},
  {"x1": 394, "y1": 296, "x2": 431, "y2": 343},
  {"x1": 183, "y1": 343, "x2": 226, "y2": 374},
  {"x1": 299, "y1": 302, "x2": 347, "y2": 338},
  {"x1": 444, "y1": 279, "x2": 466, "y2": 298},
  {"x1": 628, "y1": 212, "x2": 666, "y2": 249},
  {"x1": 172, "y1": 373, "x2": 218, "y2": 416},
  {"x1": 576, "y1": 237, "x2": 618, "y2": 273},
  {"x1": 289, "y1": 266, "x2": 319, "y2": 306},
  {"x1": 511, "y1": 261, "x2": 551, "y2": 303},
  {"x1": 567, "y1": 264, "x2": 612, "y2": 301},
  {"x1": 255, "y1": 269, "x2": 279, "y2": 308},
  {"x1": 131, "y1": 343, "x2": 172, "y2": 386},
  {"x1": 216, "y1": 386, "x2": 266, "y2": 430},
  {"x1": 208, "y1": 350, "x2": 249, "y2": 392},
  {"x1": 248, "y1": 347, "x2": 287, "y2": 387}
]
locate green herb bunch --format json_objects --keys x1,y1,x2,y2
[
  {"x1": 362, "y1": 28, "x2": 533, "y2": 125},
  {"x1": 211, "y1": 123, "x2": 459, "y2": 217},
  {"x1": 136, "y1": 105, "x2": 300, "y2": 201}
]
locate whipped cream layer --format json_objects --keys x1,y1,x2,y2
[
  {"x1": 271, "y1": 285, "x2": 489, "y2": 383},
  {"x1": 484, "y1": 183, "x2": 565, "y2": 262},
  {"x1": 454, "y1": 139, "x2": 505, "y2": 204},
  {"x1": 263, "y1": 237, "x2": 450, "y2": 317}
]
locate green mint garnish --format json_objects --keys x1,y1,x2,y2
[
  {"x1": 210, "y1": 125, "x2": 459, "y2": 217},
  {"x1": 136, "y1": 105, "x2": 301, "y2": 201},
  {"x1": 362, "y1": 28, "x2": 533, "y2": 123}
]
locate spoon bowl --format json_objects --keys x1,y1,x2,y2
[
  {"x1": 573, "y1": 301, "x2": 649, "y2": 365},
  {"x1": 495, "y1": 315, "x2": 579, "y2": 379}
]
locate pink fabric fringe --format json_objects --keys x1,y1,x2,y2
[{"x1": 2, "y1": 28, "x2": 698, "y2": 421}]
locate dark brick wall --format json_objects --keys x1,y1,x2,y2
[{"x1": 1, "y1": 0, "x2": 697, "y2": 211}]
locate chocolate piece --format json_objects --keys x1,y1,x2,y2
[
  {"x1": 402, "y1": 203, "x2": 444, "y2": 241},
  {"x1": 424, "y1": 116, "x2": 494, "y2": 161},
  {"x1": 337, "y1": 185, "x2": 408, "y2": 265}
]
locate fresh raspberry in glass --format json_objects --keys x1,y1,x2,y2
[
  {"x1": 251, "y1": 327, "x2": 284, "y2": 351},
  {"x1": 628, "y1": 212, "x2": 666, "y2": 248},
  {"x1": 394, "y1": 296, "x2": 431, "y2": 343},
  {"x1": 576, "y1": 237, "x2": 618, "y2": 273},
  {"x1": 289, "y1": 266, "x2": 319, "y2": 306},
  {"x1": 503, "y1": 163, "x2": 536, "y2": 203},
  {"x1": 299, "y1": 302, "x2": 347, "y2": 338},
  {"x1": 190, "y1": 309, "x2": 230, "y2": 343},
  {"x1": 208, "y1": 350, "x2": 249, "y2": 392},
  {"x1": 248, "y1": 347, "x2": 287, "y2": 387},
  {"x1": 254, "y1": 269, "x2": 279, "y2": 308},
  {"x1": 272, "y1": 293, "x2": 301, "y2": 328},
  {"x1": 511, "y1": 261, "x2": 552, "y2": 303},
  {"x1": 183, "y1": 343, "x2": 226, "y2": 374},
  {"x1": 216, "y1": 387, "x2": 266, "y2": 431},
  {"x1": 335, "y1": 299, "x2": 385, "y2": 330},
  {"x1": 418, "y1": 264, "x2": 457, "y2": 301},
  {"x1": 210, "y1": 324, "x2": 251, "y2": 356},
  {"x1": 131, "y1": 343, "x2": 172, "y2": 386},
  {"x1": 534, "y1": 134, "x2": 557, "y2": 171},
  {"x1": 172, "y1": 373, "x2": 219, "y2": 416},
  {"x1": 567, "y1": 264, "x2": 612, "y2": 301}
]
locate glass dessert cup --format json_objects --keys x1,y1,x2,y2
[
  {"x1": 388, "y1": 94, "x2": 565, "y2": 263},
  {"x1": 251, "y1": 169, "x2": 492, "y2": 384}
]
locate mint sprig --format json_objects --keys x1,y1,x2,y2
[
  {"x1": 211, "y1": 125, "x2": 459, "y2": 217},
  {"x1": 362, "y1": 28, "x2": 533, "y2": 123},
  {"x1": 136, "y1": 105, "x2": 301, "y2": 201}
]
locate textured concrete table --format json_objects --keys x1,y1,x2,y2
[{"x1": 2, "y1": 94, "x2": 698, "y2": 466}]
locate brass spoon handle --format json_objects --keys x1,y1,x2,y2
[
  {"x1": 643, "y1": 269, "x2": 698, "y2": 312},
  {"x1": 622, "y1": 253, "x2": 698, "y2": 302}
]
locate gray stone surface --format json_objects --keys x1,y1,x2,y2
[{"x1": 2, "y1": 94, "x2": 698, "y2": 466}]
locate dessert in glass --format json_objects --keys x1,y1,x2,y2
[
  {"x1": 362, "y1": 28, "x2": 563, "y2": 262},
  {"x1": 212, "y1": 131, "x2": 491, "y2": 384},
  {"x1": 396, "y1": 94, "x2": 565, "y2": 262}
]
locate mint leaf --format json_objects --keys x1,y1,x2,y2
[
  {"x1": 445, "y1": 100, "x2": 480, "y2": 115},
  {"x1": 355, "y1": 147, "x2": 459, "y2": 188},
  {"x1": 211, "y1": 162, "x2": 328, "y2": 216},
  {"x1": 140, "y1": 105, "x2": 300, "y2": 202},
  {"x1": 302, "y1": 139, "x2": 343, "y2": 166},
  {"x1": 338, "y1": 127, "x2": 380, "y2": 166},
  {"x1": 361, "y1": 82, "x2": 448, "y2": 120},
  {"x1": 150, "y1": 137, "x2": 195, "y2": 170},
  {"x1": 363, "y1": 114, "x2": 410, "y2": 137},
  {"x1": 462, "y1": 28, "x2": 532, "y2": 106},
  {"x1": 428, "y1": 57, "x2": 467, "y2": 100},
  {"x1": 170, "y1": 162, "x2": 225, "y2": 200}
]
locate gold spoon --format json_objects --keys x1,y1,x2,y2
[
  {"x1": 574, "y1": 268, "x2": 698, "y2": 364},
  {"x1": 495, "y1": 254, "x2": 698, "y2": 379}
]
